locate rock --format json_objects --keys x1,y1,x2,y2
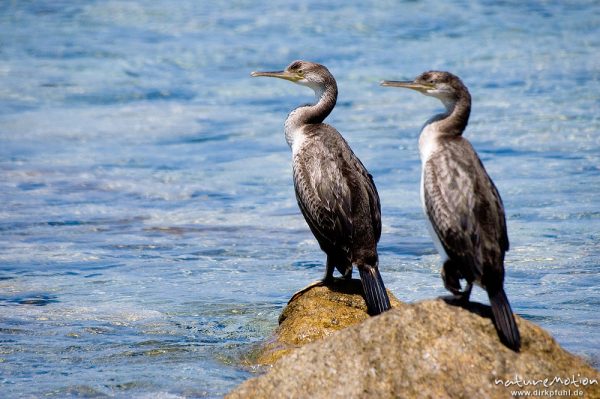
[
  {"x1": 250, "y1": 279, "x2": 403, "y2": 365},
  {"x1": 229, "y1": 280, "x2": 600, "y2": 399}
]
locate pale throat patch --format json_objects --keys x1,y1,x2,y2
[{"x1": 284, "y1": 83, "x2": 325, "y2": 154}]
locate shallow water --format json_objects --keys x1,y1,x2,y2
[{"x1": 1, "y1": 1, "x2": 599, "y2": 397}]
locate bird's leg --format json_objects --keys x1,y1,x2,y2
[
  {"x1": 440, "y1": 260, "x2": 472, "y2": 304},
  {"x1": 456, "y1": 282, "x2": 473, "y2": 303},
  {"x1": 441, "y1": 259, "x2": 463, "y2": 295},
  {"x1": 288, "y1": 257, "x2": 336, "y2": 304},
  {"x1": 323, "y1": 257, "x2": 336, "y2": 283},
  {"x1": 340, "y1": 266, "x2": 353, "y2": 280}
]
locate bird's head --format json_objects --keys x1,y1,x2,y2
[
  {"x1": 251, "y1": 60, "x2": 335, "y2": 94},
  {"x1": 381, "y1": 71, "x2": 469, "y2": 109}
]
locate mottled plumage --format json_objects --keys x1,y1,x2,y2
[
  {"x1": 293, "y1": 124, "x2": 382, "y2": 276},
  {"x1": 423, "y1": 138, "x2": 509, "y2": 285},
  {"x1": 382, "y1": 71, "x2": 520, "y2": 351},
  {"x1": 252, "y1": 61, "x2": 390, "y2": 315}
]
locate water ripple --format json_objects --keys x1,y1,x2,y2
[{"x1": 1, "y1": 1, "x2": 599, "y2": 397}]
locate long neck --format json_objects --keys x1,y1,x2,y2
[
  {"x1": 284, "y1": 83, "x2": 337, "y2": 147},
  {"x1": 418, "y1": 91, "x2": 471, "y2": 162},
  {"x1": 433, "y1": 91, "x2": 471, "y2": 137}
]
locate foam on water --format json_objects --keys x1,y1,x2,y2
[{"x1": 1, "y1": 1, "x2": 599, "y2": 397}]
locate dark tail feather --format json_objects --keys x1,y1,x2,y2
[
  {"x1": 488, "y1": 288, "x2": 521, "y2": 352},
  {"x1": 358, "y1": 266, "x2": 391, "y2": 315}
]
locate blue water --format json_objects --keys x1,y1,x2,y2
[{"x1": 1, "y1": 1, "x2": 599, "y2": 397}]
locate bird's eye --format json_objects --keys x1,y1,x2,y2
[{"x1": 297, "y1": 69, "x2": 304, "y2": 74}]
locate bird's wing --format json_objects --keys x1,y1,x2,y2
[
  {"x1": 423, "y1": 146, "x2": 483, "y2": 279},
  {"x1": 486, "y1": 168, "x2": 509, "y2": 252},
  {"x1": 350, "y1": 156, "x2": 382, "y2": 243},
  {"x1": 424, "y1": 140, "x2": 509, "y2": 281},
  {"x1": 293, "y1": 144, "x2": 353, "y2": 255}
]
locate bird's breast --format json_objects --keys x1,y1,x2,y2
[
  {"x1": 420, "y1": 165, "x2": 449, "y2": 262},
  {"x1": 287, "y1": 129, "x2": 308, "y2": 157},
  {"x1": 418, "y1": 122, "x2": 442, "y2": 164},
  {"x1": 419, "y1": 121, "x2": 449, "y2": 262},
  {"x1": 284, "y1": 113, "x2": 309, "y2": 156}
]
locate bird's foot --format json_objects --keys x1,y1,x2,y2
[
  {"x1": 439, "y1": 284, "x2": 472, "y2": 306},
  {"x1": 439, "y1": 294, "x2": 470, "y2": 306}
]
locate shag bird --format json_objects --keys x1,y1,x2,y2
[
  {"x1": 381, "y1": 71, "x2": 521, "y2": 351},
  {"x1": 251, "y1": 60, "x2": 391, "y2": 315}
]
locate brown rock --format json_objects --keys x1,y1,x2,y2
[
  {"x1": 229, "y1": 280, "x2": 599, "y2": 399},
  {"x1": 249, "y1": 279, "x2": 402, "y2": 365}
]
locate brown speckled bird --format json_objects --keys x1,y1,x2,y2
[
  {"x1": 251, "y1": 60, "x2": 391, "y2": 315},
  {"x1": 381, "y1": 71, "x2": 520, "y2": 351}
]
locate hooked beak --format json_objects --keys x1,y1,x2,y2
[
  {"x1": 250, "y1": 70, "x2": 302, "y2": 82},
  {"x1": 380, "y1": 80, "x2": 433, "y2": 93}
]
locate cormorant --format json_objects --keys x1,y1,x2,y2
[
  {"x1": 251, "y1": 60, "x2": 391, "y2": 315},
  {"x1": 381, "y1": 71, "x2": 521, "y2": 350}
]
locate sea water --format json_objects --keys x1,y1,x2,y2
[{"x1": 1, "y1": 1, "x2": 599, "y2": 397}]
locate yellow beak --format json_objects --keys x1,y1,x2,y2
[
  {"x1": 251, "y1": 70, "x2": 301, "y2": 82},
  {"x1": 380, "y1": 80, "x2": 433, "y2": 93}
]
